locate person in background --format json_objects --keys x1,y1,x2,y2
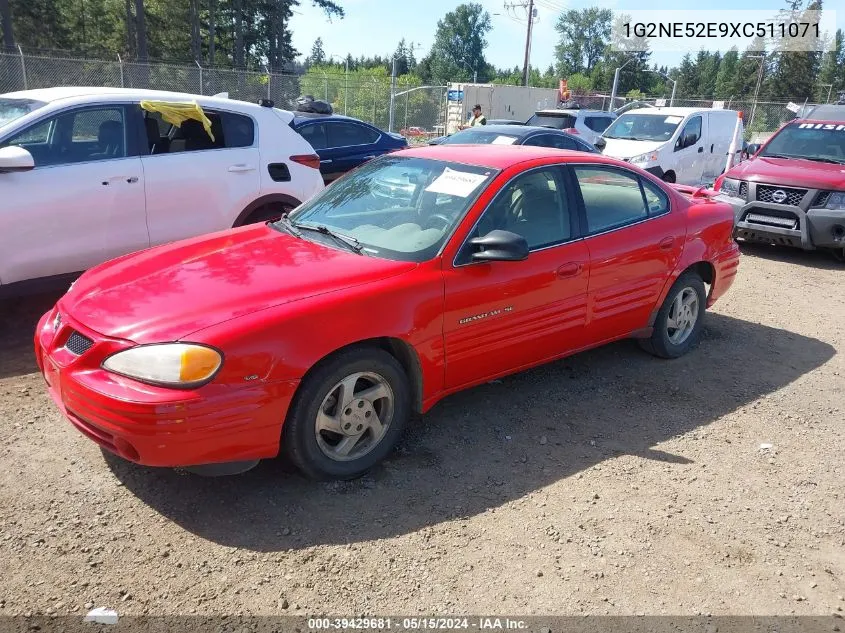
[{"x1": 460, "y1": 105, "x2": 487, "y2": 129}]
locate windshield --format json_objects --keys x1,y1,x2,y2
[
  {"x1": 604, "y1": 113, "x2": 683, "y2": 141},
  {"x1": 0, "y1": 98, "x2": 47, "y2": 130},
  {"x1": 441, "y1": 129, "x2": 520, "y2": 145},
  {"x1": 759, "y1": 122, "x2": 845, "y2": 164},
  {"x1": 287, "y1": 156, "x2": 497, "y2": 262},
  {"x1": 525, "y1": 113, "x2": 575, "y2": 129}
]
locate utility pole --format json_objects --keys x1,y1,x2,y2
[
  {"x1": 748, "y1": 55, "x2": 765, "y2": 130},
  {"x1": 504, "y1": 0, "x2": 536, "y2": 87}
]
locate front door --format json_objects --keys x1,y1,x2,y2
[
  {"x1": 0, "y1": 104, "x2": 148, "y2": 284},
  {"x1": 570, "y1": 164, "x2": 685, "y2": 343},
  {"x1": 442, "y1": 166, "x2": 590, "y2": 389},
  {"x1": 673, "y1": 115, "x2": 707, "y2": 185}
]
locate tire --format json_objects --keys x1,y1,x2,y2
[
  {"x1": 639, "y1": 272, "x2": 707, "y2": 359},
  {"x1": 282, "y1": 347, "x2": 411, "y2": 480},
  {"x1": 242, "y1": 203, "x2": 293, "y2": 226}
]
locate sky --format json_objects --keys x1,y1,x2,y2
[{"x1": 290, "y1": 0, "x2": 843, "y2": 76}]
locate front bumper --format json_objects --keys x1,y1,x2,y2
[
  {"x1": 35, "y1": 309, "x2": 299, "y2": 468},
  {"x1": 717, "y1": 193, "x2": 845, "y2": 251}
]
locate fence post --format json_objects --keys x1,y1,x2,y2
[
  {"x1": 404, "y1": 85, "x2": 409, "y2": 132},
  {"x1": 323, "y1": 72, "x2": 328, "y2": 102},
  {"x1": 371, "y1": 78, "x2": 377, "y2": 125},
  {"x1": 264, "y1": 64, "x2": 271, "y2": 100},
  {"x1": 195, "y1": 60, "x2": 203, "y2": 94},
  {"x1": 17, "y1": 45, "x2": 27, "y2": 90},
  {"x1": 117, "y1": 53, "x2": 124, "y2": 87}
]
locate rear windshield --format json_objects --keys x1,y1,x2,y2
[
  {"x1": 0, "y1": 98, "x2": 47, "y2": 130},
  {"x1": 525, "y1": 113, "x2": 576, "y2": 129},
  {"x1": 760, "y1": 122, "x2": 845, "y2": 164},
  {"x1": 441, "y1": 128, "x2": 521, "y2": 145}
]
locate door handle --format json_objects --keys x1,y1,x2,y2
[
  {"x1": 556, "y1": 262, "x2": 582, "y2": 278},
  {"x1": 228, "y1": 164, "x2": 255, "y2": 173},
  {"x1": 101, "y1": 176, "x2": 133, "y2": 186},
  {"x1": 127, "y1": 176, "x2": 138, "y2": 183},
  {"x1": 320, "y1": 159, "x2": 333, "y2": 164},
  {"x1": 710, "y1": 144, "x2": 715, "y2": 153},
  {"x1": 361, "y1": 155, "x2": 376, "y2": 160},
  {"x1": 697, "y1": 146, "x2": 704, "y2": 153},
  {"x1": 659, "y1": 236, "x2": 675, "y2": 250}
]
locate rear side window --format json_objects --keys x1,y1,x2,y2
[
  {"x1": 328, "y1": 122, "x2": 380, "y2": 147},
  {"x1": 641, "y1": 179, "x2": 669, "y2": 215},
  {"x1": 584, "y1": 116, "x2": 613, "y2": 133},
  {"x1": 523, "y1": 134, "x2": 578, "y2": 150},
  {"x1": 155, "y1": 109, "x2": 254, "y2": 154},
  {"x1": 297, "y1": 123, "x2": 328, "y2": 150}
]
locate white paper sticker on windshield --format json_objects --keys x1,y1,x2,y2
[
  {"x1": 425, "y1": 167, "x2": 487, "y2": 197},
  {"x1": 491, "y1": 135, "x2": 517, "y2": 145},
  {"x1": 664, "y1": 116, "x2": 683, "y2": 124}
]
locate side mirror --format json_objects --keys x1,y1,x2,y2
[
  {"x1": 0, "y1": 146, "x2": 35, "y2": 173},
  {"x1": 594, "y1": 137, "x2": 607, "y2": 152},
  {"x1": 469, "y1": 230, "x2": 529, "y2": 262},
  {"x1": 745, "y1": 143, "x2": 760, "y2": 157}
]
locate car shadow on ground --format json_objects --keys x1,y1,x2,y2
[
  {"x1": 104, "y1": 312, "x2": 836, "y2": 551},
  {"x1": 739, "y1": 242, "x2": 845, "y2": 270},
  {"x1": 0, "y1": 291, "x2": 62, "y2": 380}
]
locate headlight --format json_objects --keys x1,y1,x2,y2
[
  {"x1": 719, "y1": 178, "x2": 741, "y2": 196},
  {"x1": 630, "y1": 151, "x2": 658, "y2": 165},
  {"x1": 824, "y1": 192, "x2": 845, "y2": 210},
  {"x1": 102, "y1": 343, "x2": 222, "y2": 388}
]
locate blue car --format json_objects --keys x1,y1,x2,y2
[
  {"x1": 290, "y1": 114, "x2": 407, "y2": 184},
  {"x1": 428, "y1": 125, "x2": 603, "y2": 152}
]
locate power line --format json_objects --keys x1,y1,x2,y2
[{"x1": 503, "y1": 0, "x2": 537, "y2": 86}]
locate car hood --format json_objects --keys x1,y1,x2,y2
[
  {"x1": 601, "y1": 138, "x2": 665, "y2": 160},
  {"x1": 726, "y1": 156, "x2": 845, "y2": 190},
  {"x1": 60, "y1": 225, "x2": 417, "y2": 343}
]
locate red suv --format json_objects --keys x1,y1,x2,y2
[{"x1": 714, "y1": 113, "x2": 845, "y2": 261}]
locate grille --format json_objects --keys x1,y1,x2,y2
[
  {"x1": 738, "y1": 181, "x2": 749, "y2": 200},
  {"x1": 813, "y1": 191, "x2": 831, "y2": 207},
  {"x1": 756, "y1": 185, "x2": 806, "y2": 206},
  {"x1": 65, "y1": 331, "x2": 94, "y2": 355}
]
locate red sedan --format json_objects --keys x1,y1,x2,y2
[{"x1": 35, "y1": 145, "x2": 740, "y2": 480}]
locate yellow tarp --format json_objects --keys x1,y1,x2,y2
[{"x1": 139, "y1": 100, "x2": 215, "y2": 141}]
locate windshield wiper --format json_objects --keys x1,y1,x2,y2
[
  {"x1": 271, "y1": 214, "x2": 302, "y2": 238},
  {"x1": 297, "y1": 223, "x2": 364, "y2": 255},
  {"x1": 794, "y1": 156, "x2": 845, "y2": 165}
]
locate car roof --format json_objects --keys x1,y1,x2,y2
[
  {"x1": 619, "y1": 106, "x2": 739, "y2": 117},
  {"x1": 292, "y1": 113, "x2": 369, "y2": 124},
  {"x1": 453, "y1": 124, "x2": 583, "y2": 138},
  {"x1": 397, "y1": 143, "x2": 607, "y2": 169},
  {"x1": 1, "y1": 86, "x2": 278, "y2": 114},
  {"x1": 533, "y1": 109, "x2": 609, "y2": 116}
]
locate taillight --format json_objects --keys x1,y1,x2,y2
[
  {"x1": 290, "y1": 154, "x2": 321, "y2": 170},
  {"x1": 563, "y1": 127, "x2": 579, "y2": 134}
]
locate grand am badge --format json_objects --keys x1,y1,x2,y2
[{"x1": 459, "y1": 306, "x2": 513, "y2": 325}]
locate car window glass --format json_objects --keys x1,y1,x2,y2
[
  {"x1": 166, "y1": 109, "x2": 229, "y2": 153},
  {"x1": 680, "y1": 116, "x2": 702, "y2": 145},
  {"x1": 2, "y1": 107, "x2": 125, "y2": 167},
  {"x1": 641, "y1": 178, "x2": 669, "y2": 215},
  {"x1": 585, "y1": 116, "x2": 612, "y2": 132},
  {"x1": 575, "y1": 166, "x2": 648, "y2": 233},
  {"x1": 221, "y1": 112, "x2": 254, "y2": 148},
  {"x1": 473, "y1": 168, "x2": 570, "y2": 251},
  {"x1": 329, "y1": 122, "x2": 379, "y2": 147},
  {"x1": 297, "y1": 123, "x2": 328, "y2": 150}
]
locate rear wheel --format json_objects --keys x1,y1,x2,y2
[
  {"x1": 283, "y1": 348, "x2": 411, "y2": 480},
  {"x1": 639, "y1": 272, "x2": 706, "y2": 359}
]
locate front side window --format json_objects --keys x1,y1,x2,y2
[
  {"x1": 575, "y1": 166, "x2": 650, "y2": 234},
  {"x1": 677, "y1": 116, "x2": 702, "y2": 148},
  {"x1": 466, "y1": 167, "x2": 571, "y2": 256},
  {"x1": 287, "y1": 156, "x2": 496, "y2": 262},
  {"x1": 328, "y1": 122, "x2": 379, "y2": 147},
  {"x1": 2, "y1": 106, "x2": 126, "y2": 167}
]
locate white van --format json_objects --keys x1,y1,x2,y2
[{"x1": 600, "y1": 107, "x2": 743, "y2": 185}]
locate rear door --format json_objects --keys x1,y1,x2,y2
[
  {"x1": 324, "y1": 121, "x2": 382, "y2": 181},
  {"x1": 673, "y1": 114, "x2": 707, "y2": 185},
  {"x1": 570, "y1": 164, "x2": 685, "y2": 343},
  {"x1": 0, "y1": 103, "x2": 148, "y2": 283},
  {"x1": 140, "y1": 106, "x2": 260, "y2": 246}
]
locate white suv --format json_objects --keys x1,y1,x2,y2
[
  {"x1": 525, "y1": 108, "x2": 616, "y2": 146},
  {"x1": 0, "y1": 87, "x2": 324, "y2": 295}
]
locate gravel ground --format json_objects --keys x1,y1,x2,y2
[{"x1": 0, "y1": 243, "x2": 843, "y2": 618}]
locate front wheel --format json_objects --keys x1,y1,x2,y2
[
  {"x1": 639, "y1": 273, "x2": 706, "y2": 359},
  {"x1": 283, "y1": 348, "x2": 411, "y2": 480},
  {"x1": 242, "y1": 202, "x2": 293, "y2": 225}
]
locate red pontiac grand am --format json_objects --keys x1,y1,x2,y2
[{"x1": 35, "y1": 145, "x2": 740, "y2": 480}]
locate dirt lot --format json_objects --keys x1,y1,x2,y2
[{"x1": 0, "y1": 244, "x2": 843, "y2": 618}]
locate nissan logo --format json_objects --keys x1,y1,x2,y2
[{"x1": 772, "y1": 189, "x2": 788, "y2": 203}]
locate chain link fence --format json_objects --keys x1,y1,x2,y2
[{"x1": 0, "y1": 51, "x2": 448, "y2": 137}]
